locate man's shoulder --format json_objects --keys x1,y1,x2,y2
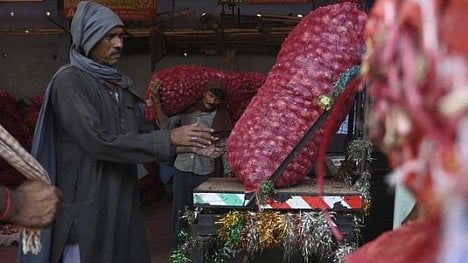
[
  {"x1": 54, "y1": 66, "x2": 93, "y2": 83},
  {"x1": 55, "y1": 65, "x2": 84, "y2": 77},
  {"x1": 51, "y1": 66, "x2": 98, "y2": 96}
]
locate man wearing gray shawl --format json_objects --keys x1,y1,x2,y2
[{"x1": 19, "y1": 2, "x2": 223, "y2": 263}]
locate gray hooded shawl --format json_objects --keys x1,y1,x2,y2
[
  {"x1": 69, "y1": 1, "x2": 131, "y2": 87},
  {"x1": 19, "y1": 2, "x2": 170, "y2": 263}
]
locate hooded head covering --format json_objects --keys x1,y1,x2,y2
[
  {"x1": 69, "y1": 1, "x2": 131, "y2": 87},
  {"x1": 71, "y1": 1, "x2": 124, "y2": 56}
]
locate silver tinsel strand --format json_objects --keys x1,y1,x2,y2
[
  {"x1": 344, "y1": 171, "x2": 354, "y2": 186},
  {"x1": 313, "y1": 212, "x2": 335, "y2": 261},
  {"x1": 352, "y1": 214, "x2": 363, "y2": 243},
  {"x1": 300, "y1": 211, "x2": 336, "y2": 263},
  {"x1": 182, "y1": 206, "x2": 201, "y2": 225},
  {"x1": 282, "y1": 213, "x2": 297, "y2": 263},
  {"x1": 346, "y1": 139, "x2": 373, "y2": 162},
  {"x1": 245, "y1": 211, "x2": 259, "y2": 256},
  {"x1": 333, "y1": 243, "x2": 357, "y2": 263},
  {"x1": 353, "y1": 169, "x2": 372, "y2": 214},
  {"x1": 300, "y1": 212, "x2": 316, "y2": 263}
]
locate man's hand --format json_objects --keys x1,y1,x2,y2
[
  {"x1": 148, "y1": 79, "x2": 171, "y2": 129},
  {"x1": 170, "y1": 123, "x2": 218, "y2": 148},
  {"x1": 8, "y1": 180, "x2": 61, "y2": 228},
  {"x1": 148, "y1": 79, "x2": 164, "y2": 108},
  {"x1": 192, "y1": 144, "x2": 226, "y2": 159}
]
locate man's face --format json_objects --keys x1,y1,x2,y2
[
  {"x1": 89, "y1": 26, "x2": 125, "y2": 66},
  {"x1": 201, "y1": 90, "x2": 223, "y2": 111}
]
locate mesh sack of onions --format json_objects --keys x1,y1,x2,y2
[
  {"x1": 144, "y1": 65, "x2": 266, "y2": 124},
  {"x1": 227, "y1": 3, "x2": 367, "y2": 191}
]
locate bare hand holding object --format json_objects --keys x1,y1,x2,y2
[
  {"x1": 8, "y1": 180, "x2": 61, "y2": 228},
  {"x1": 170, "y1": 123, "x2": 218, "y2": 148},
  {"x1": 191, "y1": 144, "x2": 226, "y2": 159}
]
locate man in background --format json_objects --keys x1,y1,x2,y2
[{"x1": 150, "y1": 78, "x2": 233, "y2": 248}]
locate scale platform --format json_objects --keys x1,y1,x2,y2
[{"x1": 193, "y1": 177, "x2": 362, "y2": 211}]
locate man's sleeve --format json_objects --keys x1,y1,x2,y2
[{"x1": 50, "y1": 71, "x2": 175, "y2": 164}]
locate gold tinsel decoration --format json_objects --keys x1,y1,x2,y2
[
  {"x1": 216, "y1": 210, "x2": 243, "y2": 248},
  {"x1": 257, "y1": 211, "x2": 286, "y2": 249}
]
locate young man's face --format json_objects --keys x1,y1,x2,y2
[
  {"x1": 201, "y1": 90, "x2": 223, "y2": 111},
  {"x1": 89, "y1": 26, "x2": 125, "y2": 66}
]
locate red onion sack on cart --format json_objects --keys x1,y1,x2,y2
[
  {"x1": 227, "y1": 3, "x2": 367, "y2": 192},
  {"x1": 144, "y1": 65, "x2": 266, "y2": 124}
]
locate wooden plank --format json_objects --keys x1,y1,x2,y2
[
  {"x1": 194, "y1": 177, "x2": 360, "y2": 196},
  {"x1": 194, "y1": 177, "x2": 244, "y2": 193},
  {"x1": 276, "y1": 178, "x2": 360, "y2": 196}
]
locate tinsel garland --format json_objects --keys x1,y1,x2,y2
[
  {"x1": 300, "y1": 211, "x2": 335, "y2": 262},
  {"x1": 282, "y1": 213, "x2": 297, "y2": 263},
  {"x1": 333, "y1": 243, "x2": 358, "y2": 263},
  {"x1": 169, "y1": 230, "x2": 213, "y2": 263},
  {"x1": 257, "y1": 180, "x2": 276, "y2": 205},
  {"x1": 345, "y1": 139, "x2": 373, "y2": 164},
  {"x1": 336, "y1": 139, "x2": 373, "y2": 215},
  {"x1": 168, "y1": 250, "x2": 192, "y2": 263},
  {"x1": 244, "y1": 211, "x2": 259, "y2": 255},
  {"x1": 169, "y1": 207, "x2": 205, "y2": 263},
  {"x1": 336, "y1": 139, "x2": 373, "y2": 182},
  {"x1": 170, "y1": 210, "x2": 360, "y2": 263},
  {"x1": 353, "y1": 170, "x2": 372, "y2": 215},
  {"x1": 216, "y1": 211, "x2": 243, "y2": 249}
]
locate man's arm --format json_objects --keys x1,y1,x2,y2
[
  {"x1": 148, "y1": 79, "x2": 171, "y2": 130},
  {"x1": 0, "y1": 181, "x2": 61, "y2": 228}
]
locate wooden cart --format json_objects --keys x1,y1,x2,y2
[{"x1": 189, "y1": 176, "x2": 363, "y2": 262}]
